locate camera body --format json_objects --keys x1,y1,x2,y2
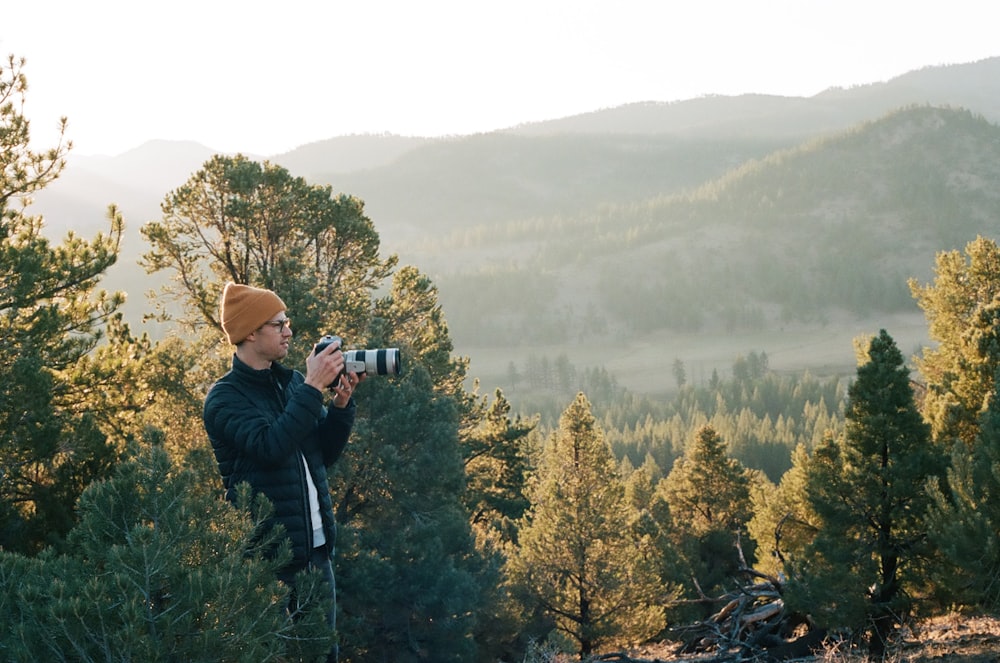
[{"x1": 315, "y1": 335, "x2": 401, "y2": 376}]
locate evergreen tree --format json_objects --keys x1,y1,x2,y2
[
  {"x1": 0, "y1": 55, "x2": 68, "y2": 207},
  {"x1": 747, "y1": 443, "x2": 819, "y2": 578},
  {"x1": 0, "y1": 55, "x2": 151, "y2": 554},
  {"x1": 457, "y1": 386, "x2": 536, "y2": 662},
  {"x1": 926, "y1": 370, "x2": 1000, "y2": 609},
  {"x1": 141, "y1": 150, "x2": 498, "y2": 658},
  {"x1": 909, "y1": 236, "x2": 1000, "y2": 446},
  {"x1": 330, "y1": 267, "x2": 489, "y2": 662},
  {"x1": 659, "y1": 424, "x2": 755, "y2": 615},
  {"x1": 332, "y1": 363, "x2": 480, "y2": 662},
  {"x1": 0, "y1": 437, "x2": 332, "y2": 661},
  {"x1": 140, "y1": 153, "x2": 397, "y2": 351},
  {"x1": 623, "y1": 455, "x2": 685, "y2": 631},
  {"x1": 462, "y1": 388, "x2": 535, "y2": 544},
  {"x1": 672, "y1": 358, "x2": 687, "y2": 389},
  {"x1": 789, "y1": 330, "x2": 941, "y2": 655},
  {"x1": 509, "y1": 393, "x2": 665, "y2": 657}
]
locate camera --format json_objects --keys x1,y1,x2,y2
[{"x1": 315, "y1": 335, "x2": 401, "y2": 376}]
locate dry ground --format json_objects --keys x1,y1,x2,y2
[{"x1": 595, "y1": 613, "x2": 1000, "y2": 663}]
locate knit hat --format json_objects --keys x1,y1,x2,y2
[{"x1": 220, "y1": 282, "x2": 286, "y2": 344}]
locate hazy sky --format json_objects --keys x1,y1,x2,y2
[{"x1": 3, "y1": 0, "x2": 998, "y2": 157}]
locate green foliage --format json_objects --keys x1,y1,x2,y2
[
  {"x1": 370, "y1": 265, "x2": 467, "y2": 398},
  {"x1": 661, "y1": 425, "x2": 754, "y2": 536},
  {"x1": 658, "y1": 425, "x2": 756, "y2": 616},
  {"x1": 0, "y1": 439, "x2": 333, "y2": 662},
  {"x1": 332, "y1": 365, "x2": 482, "y2": 662},
  {"x1": 320, "y1": 266, "x2": 492, "y2": 662},
  {"x1": 140, "y1": 153, "x2": 397, "y2": 351},
  {"x1": 398, "y1": 106, "x2": 1000, "y2": 350},
  {"x1": 462, "y1": 388, "x2": 536, "y2": 544},
  {"x1": 789, "y1": 330, "x2": 942, "y2": 653},
  {"x1": 0, "y1": 55, "x2": 69, "y2": 210},
  {"x1": 510, "y1": 351, "x2": 846, "y2": 491},
  {"x1": 136, "y1": 333, "x2": 227, "y2": 471},
  {"x1": 926, "y1": 373, "x2": 1000, "y2": 609},
  {"x1": 509, "y1": 393, "x2": 666, "y2": 657},
  {"x1": 747, "y1": 443, "x2": 820, "y2": 578},
  {"x1": 0, "y1": 55, "x2": 154, "y2": 554},
  {"x1": 911, "y1": 235, "x2": 1000, "y2": 446}
]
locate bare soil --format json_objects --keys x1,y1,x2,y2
[{"x1": 600, "y1": 613, "x2": 1000, "y2": 662}]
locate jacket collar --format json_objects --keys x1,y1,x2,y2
[{"x1": 231, "y1": 353, "x2": 294, "y2": 385}]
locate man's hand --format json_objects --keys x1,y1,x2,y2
[
  {"x1": 305, "y1": 339, "x2": 345, "y2": 392},
  {"x1": 330, "y1": 370, "x2": 363, "y2": 409}
]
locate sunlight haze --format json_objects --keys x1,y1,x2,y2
[{"x1": 3, "y1": 0, "x2": 998, "y2": 156}]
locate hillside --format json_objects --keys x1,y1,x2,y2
[
  {"x1": 25, "y1": 58, "x2": 1000, "y2": 400},
  {"x1": 506, "y1": 56, "x2": 1000, "y2": 137},
  {"x1": 486, "y1": 106, "x2": 1000, "y2": 337},
  {"x1": 399, "y1": 106, "x2": 999, "y2": 398}
]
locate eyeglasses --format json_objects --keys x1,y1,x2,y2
[{"x1": 260, "y1": 318, "x2": 292, "y2": 332}]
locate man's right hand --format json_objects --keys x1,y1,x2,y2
[{"x1": 305, "y1": 339, "x2": 345, "y2": 391}]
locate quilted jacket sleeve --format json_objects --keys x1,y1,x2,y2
[
  {"x1": 316, "y1": 399, "x2": 356, "y2": 466},
  {"x1": 203, "y1": 378, "x2": 326, "y2": 486}
]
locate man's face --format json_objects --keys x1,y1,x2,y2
[{"x1": 254, "y1": 315, "x2": 293, "y2": 361}]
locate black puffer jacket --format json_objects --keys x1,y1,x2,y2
[{"x1": 203, "y1": 354, "x2": 355, "y2": 576}]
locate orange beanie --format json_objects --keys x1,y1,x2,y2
[{"x1": 220, "y1": 282, "x2": 286, "y2": 344}]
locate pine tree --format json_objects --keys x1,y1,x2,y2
[
  {"x1": 659, "y1": 424, "x2": 755, "y2": 615},
  {"x1": 331, "y1": 363, "x2": 481, "y2": 662},
  {"x1": 0, "y1": 55, "x2": 152, "y2": 554},
  {"x1": 789, "y1": 330, "x2": 941, "y2": 654},
  {"x1": 0, "y1": 437, "x2": 332, "y2": 661},
  {"x1": 509, "y1": 393, "x2": 665, "y2": 657},
  {"x1": 926, "y1": 371, "x2": 1000, "y2": 609},
  {"x1": 329, "y1": 267, "x2": 490, "y2": 662},
  {"x1": 747, "y1": 443, "x2": 820, "y2": 579},
  {"x1": 458, "y1": 387, "x2": 536, "y2": 660},
  {"x1": 140, "y1": 153, "x2": 397, "y2": 352},
  {"x1": 909, "y1": 236, "x2": 1000, "y2": 446},
  {"x1": 462, "y1": 388, "x2": 535, "y2": 543}
]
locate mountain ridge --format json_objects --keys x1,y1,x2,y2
[{"x1": 24, "y1": 57, "x2": 1000, "y2": 398}]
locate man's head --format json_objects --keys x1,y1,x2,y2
[{"x1": 220, "y1": 282, "x2": 287, "y2": 345}]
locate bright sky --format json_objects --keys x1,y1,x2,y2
[{"x1": 3, "y1": 0, "x2": 998, "y2": 157}]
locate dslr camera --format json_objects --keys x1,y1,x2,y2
[{"x1": 315, "y1": 335, "x2": 401, "y2": 377}]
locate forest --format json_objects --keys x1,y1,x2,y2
[{"x1": 4, "y1": 53, "x2": 1000, "y2": 663}]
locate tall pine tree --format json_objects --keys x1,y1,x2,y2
[
  {"x1": 328, "y1": 267, "x2": 489, "y2": 662},
  {"x1": 790, "y1": 330, "x2": 942, "y2": 655},
  {"x1": 926, "y1": 370, "x2": 1000, "y2": 609},
  {"x1": 0, "y1": 55, "x2": 152, "y2": 554},
  {"x1": 747, "y1": 443, "x2": 820, "y2": 579},
  {"x1": 909, "y1": 236, "x2": 1000, "y2": 447},
  {"x1": 659, "y1": 424, "x2": 755, "y2": 617},
  {"x1": 509, "y1": 393, "x2": 664, "y2": 657}
]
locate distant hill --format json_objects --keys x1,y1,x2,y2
[
  {"x1": 505, "y1": 56, "x2": 1000, "y2": 137},
  {"x1": 271, "y1": 134, "x2": 432, "y2": 175},
  {"x1": 420, "y1": 106, "x2": 1000, "y2": 347},
  {"x1": 25, "y1": 57, "x2": 1000, "y2": 397}
]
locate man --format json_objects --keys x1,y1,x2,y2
[{"x1": 203, "y1": 281, "x2": 360, "y2": 662}]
